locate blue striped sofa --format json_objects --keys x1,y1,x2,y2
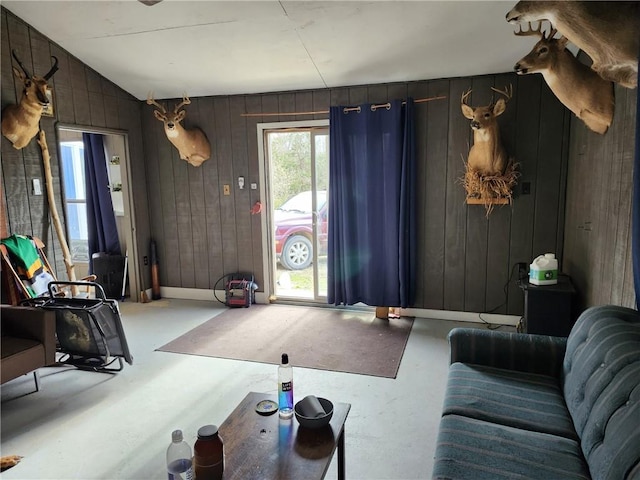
[{"x1": 432, "y1": 305, "x2": 640, "y2": 480}]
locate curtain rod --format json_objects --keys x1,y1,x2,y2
[{"x1": 240, "y1": 95, "x2": 447, "y2": 117}]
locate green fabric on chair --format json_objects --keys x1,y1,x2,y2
[{"x1": 0, "y1": 234, "x2": 43, "y2": 278}]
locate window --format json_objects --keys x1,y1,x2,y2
[{"x1": 60, "y1": 141, "x2": 89, "y2": 262}]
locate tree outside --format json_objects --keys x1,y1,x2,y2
[{"x1": 269, "y1": 131, "x2": 328, "y2": 207}]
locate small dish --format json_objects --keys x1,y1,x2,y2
[
  {"x1": 294, "y1": 397, "x2": 333, "y2": 429},
  {"x1": 255, "y1": 399, "x2": 278, "y2": 416}
]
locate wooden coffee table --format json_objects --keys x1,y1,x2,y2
[{"x1": 219, "y1": 391, "x2": 351, "y2": 480}]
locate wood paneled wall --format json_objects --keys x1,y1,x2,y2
[
  {"x1": 144, "y1": 73, "x2": 571, "y2": 315},
  {"x1": 12, "y1": 6, "x2": 634, "y2": 316},
  {"x1": 563, "y1": 83, "x2": 637, "y2": 310},
  {"x1": 0, "y1": 8, "x2": 151, "y2": 292}
]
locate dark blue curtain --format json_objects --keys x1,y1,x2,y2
[
  {"x1": 328, "y1": 99, "x2": 416, "y2": 308},
  {"x1": 633, "y1": 65, "x2": 640, "y2": 309},
  {"x1": 83, "y1": 133, "x2": 120, "y2": 273}
]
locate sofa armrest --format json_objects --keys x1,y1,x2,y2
[
  {"x1": 448, "y1": 327, "x2": 567, "y2": 378},
  {"x1": 1, "y1": 305, "x2": 56, "y2": 365}
]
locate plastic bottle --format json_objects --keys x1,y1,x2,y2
[
  {"x1": 193, "y1": 424, "x2": 224, "y2": 480},
  {"x1": 529, "y1": 253, "x2": 559, "y2": 285},
  {"x1": 166, "y1": 429, "x2": 194, "y2": 480},
  {"x1": 278, "y1": 352, "x2": 294, "y2": 418}
]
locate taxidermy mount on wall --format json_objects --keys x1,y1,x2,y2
[
  {"x1": 1, "y1": 50, "x2": 59, "y2": 149},
  {"x1": 506, "y1": 1, "x2": 639, "y2": 88},
  {"x1": 147, "y1": 93, "x2": 211, "y2": 167},
  {"x1": 460, "y1": 86, "x2": 519, "y2": 213},
  {"x1": 460, "y1": 86, "x2": 512, "y2": 176},
  {"x1": 512, "y1": 22, "x2": 614, "y2": 135}
]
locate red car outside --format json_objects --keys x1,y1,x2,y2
[{"x1": 274, "y1": 190, "x2": 328, "y2": 270}]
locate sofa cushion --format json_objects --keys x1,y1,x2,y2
[
  {"x1": 443, "y1": 362, "x2": 578, "y2": 440},
  {"x1": 1, "y1": 336, "x2": 42, "y2": 358},
  {"x1": 432, "y1": 414, "x2": 590, "y2": 480},
  {"x1": 1, "y1": 336, "x2": 45, "y2": 384},
  {"x1": 448, "y1": 327, "x2": 567, "y2": 377},
  {"x1": 563, "y1": 305, "x2": 640, "y2": 480}
]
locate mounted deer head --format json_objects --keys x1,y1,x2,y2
[
  {"x1": 513, "y1": 22, "x2": 614, "y2": 135},
  {"x1": 1, "y1": 50, "x2": 59, "y2": 149},
  {"x1": 147, "y1": 93, "x2": 211, "y2": 167},
  {"x1": 460, "y1": 86, "x2": 512, "y2": 176},
  {"x1": 506, "y1": 1, "x2": 639, "y2": 88}
]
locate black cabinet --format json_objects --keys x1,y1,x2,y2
[{"x1": 519, "y1": 275, "x2": 576, "y2": 336}]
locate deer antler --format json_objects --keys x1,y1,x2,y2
[
  {"x1": 11, "y1": 50, "x2": 31, "y2": 78},
  {"x1": 461, "y1": 88, "x2": 473, "y2": 106},
  {"x1": 491, "y1": 85, "x2": 513, "y2": 103},
  {"x1": 43, "y1": 56, "x2": 59, "y2": 80},
  {"x1": 146, "y1": 92, "x2": 167, "y2": 113},
  {"x1": 173, "y1": 94, "x2": 191, "y2": 113},
  {"x1": 514, "y1": 21, "x2": 557, "y2": 40},
  {"x1": 514, "y1": 21, "x2": 545, "y2": 37},
  {"x1": 12, "y1": 50, "x2": 59, "y2": 80}
]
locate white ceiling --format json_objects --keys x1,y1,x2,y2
[{"x1": 2, "y1": 0, "x2": 540, "y2": 101}]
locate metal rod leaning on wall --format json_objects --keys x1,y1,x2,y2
[
  {"x1": 36, "y1": 128, "x2": 78, "y2": 294},
  {"x1": 239, "y1": 95, "x2": 447, "y2": 117}
]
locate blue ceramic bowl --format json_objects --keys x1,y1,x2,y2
[{"x1": 294, "y1": 397, "x2": 333, "y2": 429}]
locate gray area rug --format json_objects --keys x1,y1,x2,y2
[{"x1": 156, "y1": 304, "x2": 414, "y2": 378}]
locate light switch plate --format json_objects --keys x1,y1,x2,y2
[
  {"x1": 223, "y1": 184, "x2": 231, "y2": 196},
  {"x1": 32, "y1": 178, "x2": 42, "y2": 195}
]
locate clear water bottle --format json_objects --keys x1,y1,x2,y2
[
  {"x1": 278, "y1": 352, "x2": 294, "y2": 418},
  {"x1": 167, "y1": 429, "x2": 194, "y2": 480}
]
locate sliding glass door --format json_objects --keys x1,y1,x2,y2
[{"x1": 265, "y1": 126, "x2": 329, "y2": 302}]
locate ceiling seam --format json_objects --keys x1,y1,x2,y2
[
  {"x1": 79, "y1": 20, "x2": 238, "y2": 40},
  {"x1": 278, "y1": 1, "x2": 328, "y2": 89}
]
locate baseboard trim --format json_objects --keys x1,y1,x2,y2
[
  {"x1": 155, "y1": 287, "x2": 520, "y2": 326},
  {"x1": 400, "y1": 308, "x2": 520, "y2": 327},
  {"x1": 159, "y1": 286, "x2": 269, "y2": 305}
]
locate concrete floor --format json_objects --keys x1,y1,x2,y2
[{"x1": 0, "y1": 299, "x2": 499, "y2": 480}]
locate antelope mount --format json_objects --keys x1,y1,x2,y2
[
  {"x1": 506, "y1": 1, "x2": 639, "y2": 89},
  {"x1": 147, "y1": 94, "x2": 211, "y2": 167},
  {"x1": 513, "y1": 22, "x2": 614, "y2": 135},
  {"x1": 1, "y1": 50, "x2": 59, "y2": 149}
]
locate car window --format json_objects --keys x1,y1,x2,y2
[{"x1": 278, "y1": 191, "x2": 326, "y2": 213}]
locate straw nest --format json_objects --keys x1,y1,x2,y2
[{"x1": 460, "y1": 159, "x2": 520, "y2": 215}]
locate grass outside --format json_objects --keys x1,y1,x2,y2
[{"x1": 276, "y1": 256, "x2": 327, "y2": 298}]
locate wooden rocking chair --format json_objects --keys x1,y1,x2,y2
[{"x1": 0, "y1": 235, "x2": 95, "y2": 306}]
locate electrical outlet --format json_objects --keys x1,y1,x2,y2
[
  {"x1": 143, "y1": 256, "x2": 149, "y2": 265},
  {"x1": 223, "y1": 184, "x2": 231, "y2": 196},
  {"x1": 251, "y1": 183, "x2": 258, "y2": 190},
  {"x1": 522, "y1": 182, "x2": 531, "y2": 195}
]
